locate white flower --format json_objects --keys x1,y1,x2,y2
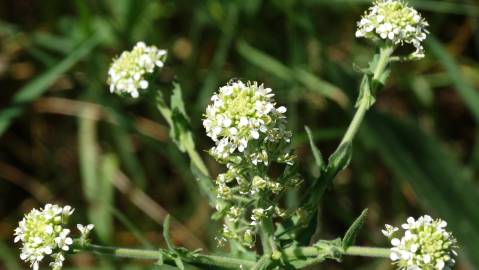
[
  {"x1": 107, "y1": 41, "x2": 167, "y2": 98},
  {"x1": 384, "y1": 215, "x2": 458, "y2": 270},
  {"x1": 14, "y1": 204, "x2": 75, "y2": 270},
  {"x1": 382, "y1": 224, "x2": 399, "y2": 238},
  {"x1": 49, "y1": 253, "x2": 65, "y2": 270},
  {"x1": 205, "y1": 80, "x2": 298, "y2": 249},
  {"x1": 356, "y1": 0, "x2": 429, "y2": 59},
  {"x1": 203, "y1": 80, "x2": 291, "y2": 162},
  {"x1": 77, "y1": 224, "x2": 95, "y2": 238}
]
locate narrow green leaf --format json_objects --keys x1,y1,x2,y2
[
  {"x1": 327, "y1": 141, "x2": 352, "y2": 175},
  {"x1": 163, "y1": 215, "x2": 175, "y2": 251},
  {"x1": 93, "y1": 153, "x2": 116, "y2": 243},
  {"x1": 78, "y1": 111, "x2": 115, "y2": 244},
  {"x1": 364, "y1": 112, "x2": 479, "y2": 267},
  {"x1": 342, "y1": 209, "x2": 368, "y2": 250},
  {"x1": 190, "y1": 161, "x2": 217, "y2": 206},
  {"x1": 0, "y1": 34, "x2": 100, "y2": 135},
  {"x1": 169, "y1": 83, "x2": 195, "y2": 153},
  {"x1": 426, "y1": 36, "x2": 479, "y2": 123},
  {"x1": 157, "y1": 251, "x2": 164, "y2": 265},
  {"x1": 305, "y1": 125, "x2": 325, "y2": 172},
  {"x1": 237, "y1": 40, "x2": 348, "y2": 107},
  {"x1": 173, "y1": 256, "x2": 185, "y2": 270},
  {"x1": 251, "y1": 255, "x2": 271, "y2": 270},
  {"x1": 170, "y1": 83, "x2": 189, "y2": 121},
  {"x1": 78, "y1": 110, "x2": 98, "y2": 203},
  {"x1": 237, "y1": 40, "x2": 293, "y2": 81}
]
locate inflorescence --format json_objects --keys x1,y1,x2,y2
[
  {"x1": 355, "y1": 0, "x2": 429, "y2": 58},
  {"x1": 107, "y1": 41, "x2": 167, "y2": 98},
  {"x1": 382, "y1": 215, "x2": 458, "y2": 270},
  {"x1": 14, "y1": 204, "x2": 94, "y2": 270},
  {"x1": 203, "y1": 80, "x2": 300, "y2": 247}
]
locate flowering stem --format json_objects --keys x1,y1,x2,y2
[
  {"x1": 73, "y1": 240, "x2": 395, "y2": 270},
  {"x1": 339, "y1": 96, "x2": 368, "y2": 145},
  {"x1": 80, "y1": 242, "x2": 391, "y2": 269},
  {"x1": 81, "y1": 243, "x2": 256, "y2": 269},
  {"x1": 342, "y1": 246, "x2": 390, "y2": 258},
  {"x1": 259, "y1": 217, "x2": 276, "y2": 255},
  {"x1": 340, "y1": 45, "x2": 394, "y2": 146},
  {"x1": 282, "y1": 245, "x2": 390, "y2": 259}
]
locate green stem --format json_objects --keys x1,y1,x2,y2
[
  {"x1": 339, "y1": 45, "x2": 394, "y2": 146},
  {"x1": 78, "y1": 242, "x2": 390, "y2": 269},
  {"x1": 281, "y1": 245, "x2": 389, "y2": 259},
  {"x1": 342, "y1": 246, "x2": 391, "y2": 258},
  {"x1": 82, "y1": 244, "x2": 256, "y2": 269},
  {"x1": 259, "y1": 224, "x2": 272, "y2": 255},
  {"x1": 186, "y1": 146, "x2": 209, "y2": 177},
  {"x1": 339, "y1": 97, "x2": 368, "y2": 145}
]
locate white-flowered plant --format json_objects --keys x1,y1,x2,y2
[
  {"x1": 77, "y1": 224, "x2": 95, "y2": 239},
  {"x1": 382, "y1": 215, "x2": 458, "y2": 270},
  {"x1": 355, "y1": 0, "x2": 428, "y2": 58},
  {"x1": 14, "y1": 204, "x2": 94, "y2": 270},
  {"x1": 203, "y1": 80, "x2": 291, "y2": 162},
  {"x1": 107, "y1": 41, "x2": 167, "y2": 98},
  {"x1": 13, "y1": 2, "x2": 460, "y2": 269},
  {"x1": 204, "y1": 80, "x2": 300, "y2": 247}
]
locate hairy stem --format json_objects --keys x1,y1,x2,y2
[
  {"x1": 340, "y1": 45, "x2": 394, "y2": 145},
  {"x1": 82, "y1": 243, "x2": 256, "y2": 269},
  {"x1": 282, "y1": 245, "x2": 389, "y2": 258},
  {"x1": 79, "y1": 242, "x2": 390, "y2": 269},
  {"x1": 342, "y1": 246, "x2": 391, "y2": 258}
]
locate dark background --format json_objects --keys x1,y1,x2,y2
[{"x1": 1, "y1": 0, "x2": 478, "y2": 269}]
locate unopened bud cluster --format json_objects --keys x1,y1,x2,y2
[
  {"x1": 14, "y1": 204, "x2": 94, "y2": 270},
  {"x1": 107, "y1": 41, "x2": 167, "y2": 98},
  {"x1": 356, "y1": 0, "x2": 428, "y2": 58},
  {"x1": 382, "y1": 215, "x2": 457, "y2": 270},
  {"x1": 204, "y1": 80, "x2": 299, "y2": 247}
]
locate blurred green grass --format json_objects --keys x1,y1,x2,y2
[{"x1": 1, "y1": 0, "x2": 479, "y2": 269}]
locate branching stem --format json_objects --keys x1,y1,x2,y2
[
  {"x1": 79, "y1": 243, "x2": 390, "y2": 269},
  {"x1": 340, "y1": 45, "x2": 394, "y2": 146}
]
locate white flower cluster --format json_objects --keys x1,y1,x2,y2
[
  {"x1": 14, "y1": 204, "x2": 94, "y2": 270},
  {"x1": 382, "y1": 215, "x2": 458, "y2": 270},
  {"x1": 203, "y1": 80, "x2": 291, "y2": 162},
  {"x1": 204, "y1": 80, "x2": 299, "y2": 248},
  {"x1": 356, "y1": 0, "x2": 429, "y2": 58},
  {"x1": 107, "y1": 41, "x2": 167, "y2": 98}
]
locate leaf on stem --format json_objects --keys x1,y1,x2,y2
[
  {"x1": 305, "y1": 126, "x2": 325, "y2": 174},
  {"x1": 162, "y1": 215, "x2": 187, "y2": 270},
  {"x1": 163, "y1": 215, "x2": 175, "y2": 251},
  {"x1": 170, "y1": 83, "x2": 195, "y2": 153},
  {"x1": 342, "y1": 209, "x2": 368, "y2": 250},
  {"x1": 327, "y1": 141, "x2": 352, "y2": 176}
]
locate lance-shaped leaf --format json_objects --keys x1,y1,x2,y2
[{"x1": 342, "y1": 209, "x2": 368, "y2": 250}]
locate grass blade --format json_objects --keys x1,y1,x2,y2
[
  {"x1": 364, "y1": 112, "x2": 479, "y2": 267},
  {"x1": 426, "y1": 36, "x2": 479, "y2": 123},
  {"x1": 0, "y1": 34, "x2": 100, "y2": 136}
]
